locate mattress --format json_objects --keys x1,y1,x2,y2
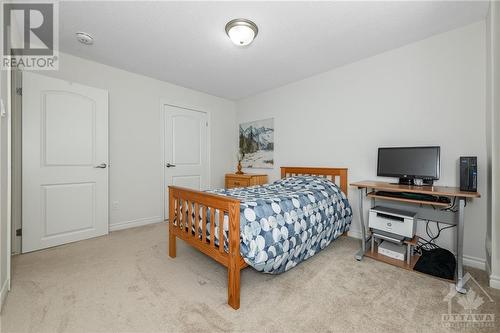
[{"x1": 206, "y1": 176, "x2": 353, "y2": 274}]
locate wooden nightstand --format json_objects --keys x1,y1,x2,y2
[{"x1": 225, "y1": 173, "x2": 268, "y2": 189}]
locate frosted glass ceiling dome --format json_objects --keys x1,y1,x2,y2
[{"x1": 225, "y1": 18, "x2": 258, "y2": 46}]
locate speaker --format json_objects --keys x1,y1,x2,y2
[{"x1": 460, "y1": 156, "x2": 477, "y2": 192}]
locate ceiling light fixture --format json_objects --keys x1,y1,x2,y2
[
  {"x1": 76, "y1": 32, "x2": 94, "y2": 45},
  {"x1": 225, "y1": 18, "x2": 258, "y2": 46}
]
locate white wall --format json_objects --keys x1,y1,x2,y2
[
  {"x1": 39, "y1": 52, "x2": 236, "y2": 230},
  {"x1": 236, "y1": 22, "x2": 487, "y2": 268},
  {"x1": 487, "y1": 0, "x2": 500, "y2": 288}
]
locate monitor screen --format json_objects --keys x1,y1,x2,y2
[{"x1": 377, "y1": 146, "x2": 440, "y2": 180}]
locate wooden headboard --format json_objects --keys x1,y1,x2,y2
[{"x1": 280, "y1": 167, "x2": 348, "y2": 195}]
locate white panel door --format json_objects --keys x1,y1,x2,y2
[
  {"x1": 22, "y1": 72, "x2": 109, "y2": 253},
  {"x1": 164, "y1": 105, "x2": 208, "y2": 216}
]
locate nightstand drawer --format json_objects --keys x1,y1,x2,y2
[
  {"x1": 226, "y1": 178, "x2": 250, "y2": 189},
  {"x1": 225, "y1": 173, "x2": 268, "y2": 189}
]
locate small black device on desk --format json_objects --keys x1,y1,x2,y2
[{"x1": 375, "y1": 191, "x2": 451, "y2": 204}]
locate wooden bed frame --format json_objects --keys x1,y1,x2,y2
[{"x1": 168, "y1": 167, "x2": 348, "y2": 309}]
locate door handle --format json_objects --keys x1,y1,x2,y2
[
  {"x1": 94, "y1": 163, "x2": 107, "y2": 169},
  {"x1": 166, "y1": 163, "x2": 176, "y2": 168}
]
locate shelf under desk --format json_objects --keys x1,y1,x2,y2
[
  {"x1": 366, "y1": 235, "x2": 420, "y2": 270},
  {"x1": 365, "y1": 244, "x2": 420, "y2": 270}
]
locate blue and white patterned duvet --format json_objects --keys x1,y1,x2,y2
[{"x1": 209, "y1": 176, "x2": 352, "y2": 274}]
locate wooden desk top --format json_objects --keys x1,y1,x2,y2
[{"x1": 350, "y1": 180, "x2": 480, "y2": 198}]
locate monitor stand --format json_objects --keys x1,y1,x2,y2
[{"x1": 398, "y1": 177, "x2": 415, "y2": 186}]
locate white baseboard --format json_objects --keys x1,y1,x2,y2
[
  {"x1": 0, "y1": 278, "x2": 9, "y2": 312},
  {"x1": 490, "y1": 275, "x2": 500, "y2": 289},
  {"x1": 109, "y1": 216, "x2": 164, "y2": 232},
  {"x1": 346, "y1": 228, "x2": 486, "y2": 270},
  {"x1": 463, "y1": 255, "x2": 486, "y2": 270}
]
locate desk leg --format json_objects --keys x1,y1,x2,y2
[
  {"x1": 355, "y1": 188, "x2": 369, "y2": 261},
  {"x1": 406, "y1": 243, "x2": 411, "y2": 266},
  {"x1": 456, "y1": 198, "x2": 467, "y2": 294}
]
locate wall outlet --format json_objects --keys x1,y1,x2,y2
[{"x1": 112, "y1": 201, "x2": 119, "y2": 210}]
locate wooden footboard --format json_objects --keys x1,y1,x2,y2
[{"x1": 168, "y1": 186, "x2": 245, "y2": 309}]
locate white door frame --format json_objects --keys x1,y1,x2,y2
[
  {"x1": 0, "y1": 64, "x2": 13, "y2": 304},
  {"x1": 159, "y1": 99, "x2": 211, "y2": 221},
  {"x1": 6, "y1": 65, "x2": 12, "y2": 294},
  {"x1": 11, "y1": 69, "x2": 22, "y2": 255}
]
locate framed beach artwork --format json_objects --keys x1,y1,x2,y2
[{"x1": 239, "y1": 118, "x2": 274, "y2": 169}]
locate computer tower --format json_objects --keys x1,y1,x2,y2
[{"x1": 460, "y1": 156, "x2": 477, "y2": 192}]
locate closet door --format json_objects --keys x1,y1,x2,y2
[{"x1": 163, "y1": 104, "x2": 208, "y2": 218}]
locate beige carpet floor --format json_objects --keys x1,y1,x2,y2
[{"x1": 0, "y1": 222, "x2": 499, "y2": 333}]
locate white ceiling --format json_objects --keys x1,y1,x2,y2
[{"x1": 59, "y1": 1, "x2": 489, "y2": 100}]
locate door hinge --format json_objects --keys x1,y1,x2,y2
[
  {"x1": 16, "y1": 87, "x2": 22, "y2": 96},
  {"x1": 16, "y1": 228, "x2": 22, "y2": 236}
]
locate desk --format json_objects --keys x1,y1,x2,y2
[{"x1": 351, "y1": 181, "x2": 480, "y2": 293}]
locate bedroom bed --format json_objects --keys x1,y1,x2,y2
[{"x1": 168, "y1": 167, "x2": 352, "y2": 309}]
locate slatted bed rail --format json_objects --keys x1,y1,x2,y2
[{"x1": 168, "y1": 186, "x2": 245, "y2": 309}]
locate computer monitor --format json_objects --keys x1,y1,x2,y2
[{"x1": 377, "y1": 146, "x2": 440, "y2": 185}]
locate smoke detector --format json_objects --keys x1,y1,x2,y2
[{"x1": 76, "y1": 32, "x2": 94, "y2": 45}]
